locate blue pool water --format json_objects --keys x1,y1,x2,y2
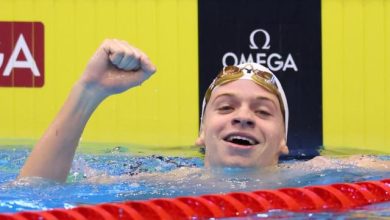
[{"x1": 1, "y1": 146, "x2": 390, "y2": 219}]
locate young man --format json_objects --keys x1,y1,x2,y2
[{"x1": 18, "y1": 39, "x2": 389, "y2": 183}]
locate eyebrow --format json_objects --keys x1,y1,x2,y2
[
  {"x1": 211, "y1": 93, "x2": 279, "y2": 109},
  {"x1": 210, "y1": 93, "x2": 235, "y2": 105},
  {"x1": 255, "y1": 96, "x2": 279, "y2": 110}
]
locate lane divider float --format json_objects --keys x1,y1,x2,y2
[{"x1": 1, "y1": 178, "x2": 389, "y2": 219}]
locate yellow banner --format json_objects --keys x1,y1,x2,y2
[
  {"x1": 0, "y1": 0, "x2": 199, "y2": 148},
  {"x1": 322, "y1": 0, "x2": 390, "y2": 153}
]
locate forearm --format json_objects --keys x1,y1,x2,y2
[
  {"x1": 19, "y1": 82, "x2": 106, "y2": 182},
  {"x1": 350, "y1": 155, "x2": 390, "y2": 170}
]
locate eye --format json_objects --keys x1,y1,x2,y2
[
  {"x1": 217, "y1": 105, "x2": 234, "y2": 113},
  {"x1": 256, "y1": 110, "x2": 272, "y2": 117}
]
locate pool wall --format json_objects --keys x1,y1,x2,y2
[
  {"x1": 322, "y1": 0, "x2": 390, "y2": 153},
  {"x1": 0, "y1": 0, "x2": 389, "y2": 154},
  {"x1": 0, "y1": 0, "x2": 199, "y2": 148}
]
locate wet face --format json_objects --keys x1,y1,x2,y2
[{"x1": 196, "y1": 80, "x2": 288, "y2": 168}]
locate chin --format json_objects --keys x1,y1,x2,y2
[{"x1": 221, "y1": 158, "x2": 256, "y2": 168}]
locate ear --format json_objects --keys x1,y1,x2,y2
[
  {"x1": 279, "y1": 138, "x2": 289, "y2": 155},
  {"x1": 195, "y1": 128, "x2": 205, "y2": 146},
  {"x1": 280, "y1": 144, "x2": 289, "y2": 155}
]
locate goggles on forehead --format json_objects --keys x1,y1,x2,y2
[{"x1": 200, "y1": 63, "x2": 289, "y2": 139}]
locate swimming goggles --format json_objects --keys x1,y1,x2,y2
[{"x1": 200, "y1": 63, "x2": 289, "y2": 139}]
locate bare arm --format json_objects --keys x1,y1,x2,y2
[
  {"x1": 18, "y1": 39, "x2": 156, "y2": 182},
  {"x1": 290, "y1": 155, "x2": 390, "y2": 172},
  {"x1": 348, "y1": 155, "x2": 390, "y2": 170}
]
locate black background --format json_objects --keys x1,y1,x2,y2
[{"x1": 198, "y1": 0, "x2": 322, "y2": 159}]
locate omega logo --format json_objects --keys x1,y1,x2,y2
[
  {"x1": 249, "y1": 29, "x2": 270, "y2": 49},
  {"x1": 222, "y1": 28, "x2": 298, "y2": 72}
]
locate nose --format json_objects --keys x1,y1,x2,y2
[{"x1": 232, "y1": 117, "x2": 255, "y2": 128}]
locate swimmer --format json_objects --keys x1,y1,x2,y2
[{"x1": 18, "y1": 39, "x2": 390, "y2": 183}]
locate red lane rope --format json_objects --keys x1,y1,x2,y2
[{"x1": 3, "y1": 178, "x2": 390, "y2": 220}]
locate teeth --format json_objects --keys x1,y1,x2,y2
[{"x1": 227, "y1": 136, "x2": 256, "y2": 145}]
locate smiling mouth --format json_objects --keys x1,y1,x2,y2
[{"x1": 223, "y1": 135, "x2": 259, "y2": 146}]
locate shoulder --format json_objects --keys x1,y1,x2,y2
[
  {"x1": 281, "y1": 155, "x2": 390, "y2": 171},
  {"x1": 85, "y1": 167, "x2": 203, "y2": 184}
]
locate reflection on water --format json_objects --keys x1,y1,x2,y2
[{"x1": 0, "y1": 147, "x2": 390, "y2": 218}]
